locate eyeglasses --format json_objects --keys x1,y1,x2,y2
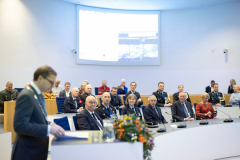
[
  {"x1": 44, "y1": 77, "x2": 55, "y2": 86},
  {"x1": 88, "y1": 101, "x2": 96, "y2": 104}
]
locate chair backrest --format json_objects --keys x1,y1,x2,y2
[
  {"x1": 15, "y1": 88, "x2": 23, "y2": 93},
  {"x1": 123, "y1": 96, "x2": 126, "y2": 105},
  {"x1": 141, "y1": 106, "x2": 147, "y2": 113},
  {"x1": 53, "y1": 116, "x2": 70, "y2": 131},
  {"x1": 95, "y1": 87, "x2": 98, "y2": 95},
  {"x1": 72, "y1": 116, "x2": 79, "y2": 130},
  {"x1": 99, "y1": 97, "x2": 102, "y2": 104},
  {"x1": 194, "y1": 103, "x2": 197, "y2": 111},
  {"x1": 56, "y1": 97, "x2": 66, "y2": 113},
  {"x1": 119, "y1": 108, "x2": 122, "y2": 115}
]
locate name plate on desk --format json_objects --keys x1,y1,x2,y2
[{"x1": 56, "y1": 132, "x2": 89, "y2": 141}]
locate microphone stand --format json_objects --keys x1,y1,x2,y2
[
  {"x1": 215, "y1": 108, "x2": 233, "y2": 122},
  {"x1": 165, "y1": 112, "x2": 187, "y2": 128}
]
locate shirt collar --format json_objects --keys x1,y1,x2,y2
[
  {"x1": 129, "y1": 105, "x2": 134, "y2": 109},
  {"x1": 65, "y1": 90, "x2": 70, "y2": 93},
  {"x1": 30, "y1": 82, "x2": 41, "y2": 94},
  {"x1": 131, "y1": 90, "x2": 135, "y2": 94},
  {"x1": 86, "y1": 108, "x2": 94, "y2": 114},
  {"x1": 103, "y1": 105, "x2": 109, "y2": 109}
]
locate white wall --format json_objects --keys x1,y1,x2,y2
[{"x1": 0, "y1": 0, "x2": 240, "y2": 94}]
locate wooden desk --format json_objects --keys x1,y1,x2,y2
[{"x1": 4, "y1": 99, "x2": 58, "y2": 143}]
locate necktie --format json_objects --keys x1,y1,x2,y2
[
  {"x1": 131, "y1": 107, "x2": 136, "y2": 115},
  {"x1": 92, "y1": 113, "x2": 103, "y2": 130},
  {"x1": 73, "y1": 99, "x2": 77, "y2": 108},
  {"x1": 39, "y1": 94, "x2": 46, "y2": 114},
  {"x1": 154, "y1": 107, "x2": 159, "y2": 116},
  {"x1": 181, "y1": 103, "x2": 189, "y2": 117}
]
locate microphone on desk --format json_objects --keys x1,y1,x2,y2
[
  {"x1": 157, "y1": 119, "x2": 166, "y2": 133},
  {"x1": 214, "y1": 108, "x2": 233, "y2": 122},
  {"x1": 199, "y1": 114, "x2": 209, "y2": 125},
  {"x1": 165, "y1": 112, "x2": 187, "y2": 128}
]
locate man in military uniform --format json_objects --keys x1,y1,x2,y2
[
  {"x1": 95, "y1": 92, "x2": 117, "y2": 120},
  {"x1": 152, "y1": 82, "x2": 171, "y2": 107},
  {"x1": 0, "y1": 81, "x2": 19, "y2": 113},
  {"x1": 208, "y1": 83, "x2": 225, "y2": 105},
  {"x1": 79, "y1": 84, "x2": 98, "y2": 108}
]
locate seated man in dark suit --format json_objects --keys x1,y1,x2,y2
[
  {"x1": 208, "y1": 83, "x2": 225, "y2": 105},
  {"x1": 59, "y1": 82, "x2": 71, "y2": 97},
  {"x1": 0, "y1": 81, "x2": 18, "y2": 113},
  {"x1": 152, "y1": 82, "x2": 171, "y2": 107},
  {"x1": 77, "y1": 96, "x2": 103, "y2": 130},
  {"x1": 144, "y1": 95, "x2": 167, "y2": 124},
  {"x1": 110, "y1": 87, "x2": 124, "y2": 109},
  {"x1": 205, "y1": 80, "x2": 215, "y2": 93},
  {"x1": 121, "y1": 94, "x2": 142, "y2": 119},
  {"x1": 172, "y1": 92, "x2": 195, "y2": 122},
  {"x1": 173, "y1": 85, "x2": 191, "y2": 103},
  {"x1": 79, "y1": 84, "x2": 98, "y2": 107},
  {"x1": 63, "y1": 88, "x2": 83, "y2": 113},
  {"x1": 125, "y1": 82, "x2": 143, "y2": 108},
  {"x1": 95, "y1": 92, "x2": 117, "y2": 120}
]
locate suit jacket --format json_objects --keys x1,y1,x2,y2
[
  {"x1": 110, "y1": 93, "x2": 123, "y2": 108},
  {"x1": 117, "y1": 85, "x2": 128, "y2": 94},
  {"x1": 205, "y1": 86, "x2": 212, "y2": 93},
  {"x1": 173, "y1": 92, "x2": 191, "y2": 103},
  {"x1": 77, "y1": 109, "x2": 103, "y2": 130},
  {"x1": 79, "y1": 92, "x2": 97, "y2": 108},
  {"x1": 63, "y1": 96, "x2": 82, "y2": 113},
  {"x1": 152, "y1": 90, "x2": 170, "y2": 107},
  {"x1": 59, "y1": 90, "x2": 71, "y2": 97},
  {"x1": 143, "y1": 105, "x2": 167, "y2": 124},
  {"x1": 208, "y1": 92, "x2": 225, "y2": 105},
  {"x1": 94, "y1": 104, "x2": 117, "y2": 120},
  {"x1": 228, "y1": 85, "x2": 234, "y2": 94},
  {"x1": 171, "y1": 101, "x2": 195, "y2": 122},
  {"x1": 121, "y1": 105, "x2": 142, "y2": 119},
  {"x1": 125, "y1": 91, "x2": 143, "y2": 107},
  {"x1": 12, "y1": 85, "x2": 49, "y2": 160}
]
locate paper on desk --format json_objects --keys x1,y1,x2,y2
[
  {"x1": 170, "y1": 125, "x2": 177, "y2": 128},
  {"x1": 56, "y1": 132, "x2": 89, "y2": 140},
  {"x1": 65, "y1": 132, "x2": 89, "y2": 138}
]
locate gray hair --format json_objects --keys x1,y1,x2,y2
[
  {"x1": 178, "y1": 92, "x2": 186, "y2": 97},
  {"x1": 148, "y1": 95, "x2": 157, "y2": 101},
  {"x1": 86, "y1": 95, "x2": 96, "y2": 103},
  {"x1": 121, "y1": 79, "x2": 126, "y2": 82}
]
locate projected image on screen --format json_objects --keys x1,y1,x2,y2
[{"x1": 77, "y1": 6, "x2": 160, "y2": 66}]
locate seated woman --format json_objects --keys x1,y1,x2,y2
[
  {"x1": 173, "y1": 84, "x2": 191, "y2": 103},
  {"x1": 42, "y1": 88, "x2": 55, "y2": 99},
  {"x1": 121, "y1": 94, "x2": 142, "y2": 119},
  {"x1": 196, "y1": 93, "x2": 216, "y2": 120}
]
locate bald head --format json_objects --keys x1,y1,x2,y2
[
  {"x1": 102, "y1": 92, "x2": 111, "y2": 106},
  {"x1": 233, "y1": 85, "x2": 240, "y2": 92},
  {"x1": 85, "y1": 96, "x2": 96, "y2": 112},
  {"x1": 6, "y1": 81, "x2": 13, "y2": 91},
  {"x1": 179, "y1": 92, "x2": 186, "y2": 103},
  {"x1": 85, "y1": 84, "x2": 92, "y2": 94},
  {"x1": 71, "y1": 87, "x2": 79, "y2": 98}
]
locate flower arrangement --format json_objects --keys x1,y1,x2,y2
[{"x1": 113, "y1": 114, "x2": 154, "y2": 160}]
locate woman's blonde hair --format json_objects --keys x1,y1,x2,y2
[
  {"x1": 125, "y1": 94, "x2": 138, "y2": 106},
  {"x1": 201, "y1": 92, "x2": 210, "y2": 100},
  {"x1": 231, "y1": 79, "x2": 236, "y2": 86}
]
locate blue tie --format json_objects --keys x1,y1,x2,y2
[
  {"x1": 181, "y1": 103, "x2": 189, "y2": 117},
  {"x1": 39, "y1": 94, "x2": 46, "y2": 114},
  {"x1": 154, "y1": 107, "x2": 159, "y2": 116}
]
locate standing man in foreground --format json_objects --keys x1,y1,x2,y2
[{"x1": 12, "y1": 65, "x2": 65, "y2": 160}]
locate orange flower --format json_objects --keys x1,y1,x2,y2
[
  {"x1": 136, "y1": 125, "x2": 141, "y2": 132},
  {"x1": 134, "y1": 120, "x2": 139, "y2": 124},
  {"x1": 138, "y1": 136, "x2": 146, "y2": 143},
  {"x1": 117, "y1": 128, "x2": 125, "y2": 139}
]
